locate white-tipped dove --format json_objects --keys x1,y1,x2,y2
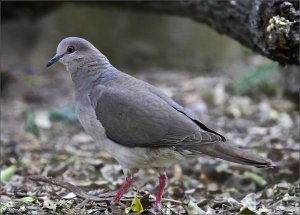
[{"x1": 47, "y1": 37, "x2": 275, "y2": 211}]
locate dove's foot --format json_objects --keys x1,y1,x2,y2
[
  {"x1": 111, "y1": 176, "x2": 132, "y2": 203},
  {"x1": 151, "y1": 173, "x2": 167, "y2": 212},
  {"x1": 152, "y1": 202, "x2": 162, "y2": 212}
]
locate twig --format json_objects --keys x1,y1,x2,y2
[
  {"x1": 28, "y1": 175, "x2": 109, "y2": 201},
  {"x1": 75, "y1": 198, "x2": 92, "y2": 209},
  {"x1": 162, "y1": 198, "x2": 185, "y2": 205},
  {"x1": 28, "y1": 175, "x2": 139, "y2": 203},
  {"x1": 146, "y1": 192, "x2": 185, "y2": 205}
]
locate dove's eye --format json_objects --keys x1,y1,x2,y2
[{"x1": 66, "y1": 46, "x2": 75, "y2": 54}]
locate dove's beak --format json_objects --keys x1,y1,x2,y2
[{"x1": 46, "y1": 54, "x2": 64, "y2": 67}]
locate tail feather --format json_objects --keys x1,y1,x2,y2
[{"x1": 191, "y1": 142, "x2": 276, "y2": 168}]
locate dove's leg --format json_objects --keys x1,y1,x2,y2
[
  {"x1": 153, "y1": 171, "x2": 168, "y2": 211},
  {"x1": 112, "y1": 170, "x2": 133, "y2": 202}
]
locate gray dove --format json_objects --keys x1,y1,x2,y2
[{"x1": 47, "y1": 37, "x2": 275, "y2": 211}]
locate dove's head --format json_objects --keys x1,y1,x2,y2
[
  {"x1": 47, "y1": 37, "x2": 112, "y2": 89},
  {"x1": 46, "y1": 37, "x2": 101, "y2": 68}
]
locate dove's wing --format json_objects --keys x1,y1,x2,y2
[{"x1": 92, "y1": 85, "x2": 222, "y2": 148}]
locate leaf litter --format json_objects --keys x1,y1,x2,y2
[{"x1": 1, "y1": 68, "x2": 299, "y2": 214}]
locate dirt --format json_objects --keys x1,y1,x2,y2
[{"x1": 1, "y1": 67, "x2": 299, "y2": 214}]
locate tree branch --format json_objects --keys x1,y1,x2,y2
[
  {"x1": 103, "y1": 0, "x2": 299, "y2": 65},
  {"x1": 2, "y1": 1, "x2": 299, "y2": 65}
]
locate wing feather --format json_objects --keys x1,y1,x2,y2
[{"x1": 93, "y1": 85, "x2": 221, "y2": 148}]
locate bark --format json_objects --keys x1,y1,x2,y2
[
  {"x1": 104, "y1": 0, "x2": 299, "y2": 65},
  {"x1": 2, "y1": 1, "x2": 299, "y2": 65}
]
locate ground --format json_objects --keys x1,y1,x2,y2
[{"x1": 1, "y1": 64, "x2": 299, "y2": 214}]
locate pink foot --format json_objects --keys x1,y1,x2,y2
[
  {"x1": 152, "y1": 173, "x2": 167, "y2": 212},
  {"x1": 111, "y1": 176, "x2": 132, "y2": 203}
]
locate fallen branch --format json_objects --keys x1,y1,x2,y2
[
  {"x1": 29, "y1": 175, "x2": 199, "y2": 210},
  {"x1": 28, "y1": 175, "x2": 142, "y2": 203},
  {"x1": 141, "y1": 190, "x2": 185, "y2": 205},
  {"x1": 28, "y1": 175, "x2": 112, "y2": 201}
]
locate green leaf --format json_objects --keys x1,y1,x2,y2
[
  {"x1": 234, "y1": 62, "x2": 278, "y2": 93},
  {"x1": 49, "y1": 105, "x2": 77, "y2": 122},
  {"x1": 25, "y1": 112, "x2": 39, "y2": 135},
  {"x1": 0, "y1": 165, "x2": 16, "y2": 182},
  {"x1": 243, "y1": 171, "x2": 267, "y2": 187},
  {"x1": 125, "y1": 195, "x2": 144, "y2": 214},
  {"x1": 186, "y1": 200, "x2": 206, "y2": 215},
  {"x1": 15, "y1": 196, "x2": 36, "y2": 203}
]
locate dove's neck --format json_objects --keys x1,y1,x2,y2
[{"x1": 70, "y1": 54, "x2": 115, "y2": 93}]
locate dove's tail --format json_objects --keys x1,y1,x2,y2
[{"x1": 191, "y1": 142, "x2": 276, "y2": 168}]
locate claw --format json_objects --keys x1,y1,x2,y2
[{"x1": 152, "y1": 202, "x2": 162, "y2": 212}]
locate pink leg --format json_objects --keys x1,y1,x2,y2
[
  {"x1": 112, "y1": 176, "x2": 132, "y2": 202},
  {"x1": 153, "y1": 173, "x2": 168, "y2": 211}
]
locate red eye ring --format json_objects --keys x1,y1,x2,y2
[{"x1": 67, "y1": 46, "x2": 75, "y2": 54}]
